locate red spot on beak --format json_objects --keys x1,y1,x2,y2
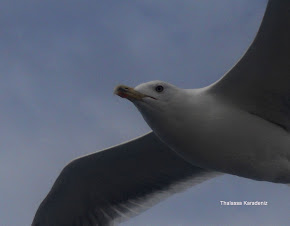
[{"x1": 118, "y1": 92, "x2": 128, "y2": 98}]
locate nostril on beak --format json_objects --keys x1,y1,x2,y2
[{"x1": 118, "y1": 87, "x2": 127, "y2": 92}]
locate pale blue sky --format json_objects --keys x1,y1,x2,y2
[{"x1": 1, "y1": 0, "x2": 289, "y2": 225}]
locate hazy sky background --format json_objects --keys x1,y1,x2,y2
[{"x1": 1, "y1": 0, "x2": 289, "y2": 225}]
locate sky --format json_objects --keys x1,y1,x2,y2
[{"x1": 1, "y1": 0, "x2": 289, "y2": 225}]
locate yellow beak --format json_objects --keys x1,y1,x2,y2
[{"x1": 114, "y1": 85, "x2": 156, "y2": 101}]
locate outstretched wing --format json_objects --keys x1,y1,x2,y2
[
  {"x1": 209, "y1": 0, "x2": 290, "y2": 130},
  {"x1": 32, "y1": 132, "x2": 218, "y2": 226}
]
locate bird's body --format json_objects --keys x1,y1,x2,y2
[
  {"x1": 33, "y1": 0, "x2": 290, "y2": 225},
  {"x1": 139, "y1": 87, "x2": 290, "y2": 183}
]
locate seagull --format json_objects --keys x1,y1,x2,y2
[{"x1": 33, "y1": 0, "x2": 290, "y2": 225}]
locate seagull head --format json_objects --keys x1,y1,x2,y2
[
  {"x1": 114, "y1": 80, "x2": 184, "y2": 132},
  {"x1": 114, "y1": 80, "x2": 180, "y2": 106}
]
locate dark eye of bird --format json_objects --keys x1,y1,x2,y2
[{"x1": 155, "y1": 85, "x2": 164, "y2": 93}]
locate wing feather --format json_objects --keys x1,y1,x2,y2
[
  {"x1": 32, "y1": 132, "x2": 218, "y2": 226},
  {"x1": 209, "y1": 0, "x2": 290, "y2": 130}
]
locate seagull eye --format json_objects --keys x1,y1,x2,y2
[{"x1": 155, "y1": 85, "x2": 164, "y2": 93}]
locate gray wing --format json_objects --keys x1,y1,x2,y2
[
  {"x1": 32, "y1": 132, "x2": 218, "y2": 226},
  {"x1": 209, "y1": 0, "x2": 290, "y2": 130}
]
